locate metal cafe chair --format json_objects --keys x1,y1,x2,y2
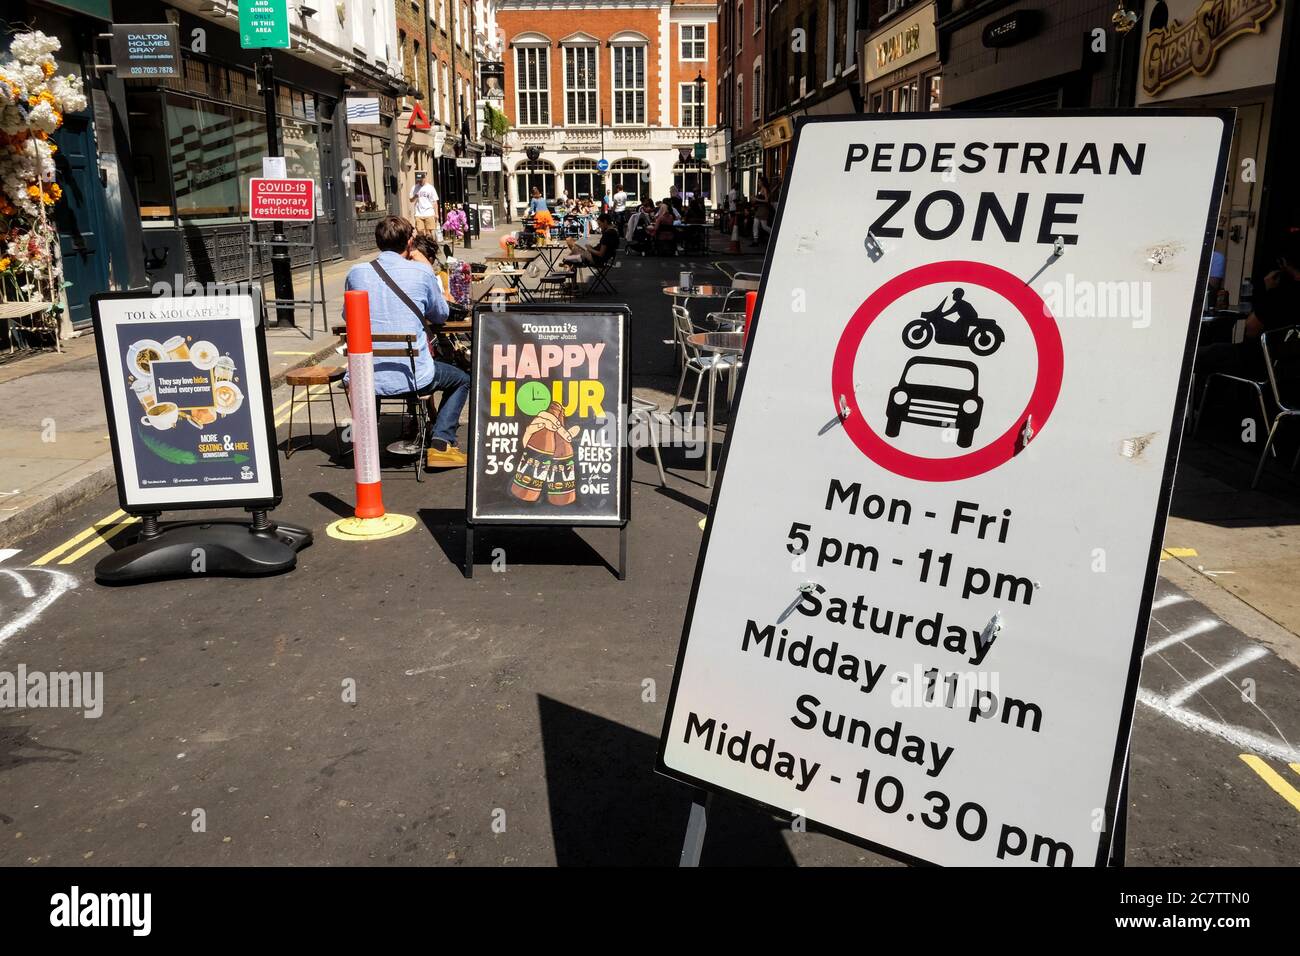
[
  {"x1": 628, "y1": 397, "x2": 668, "y2": 487},
  {"x1": 1251, "y1": 324, "x2": 1300, "y2": 488},
  {"x1": 670, "y1": 304, "x2": 738, "y2": 422}
]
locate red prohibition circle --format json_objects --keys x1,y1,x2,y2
[{"x1": 831, "y1": 260, "x2": 1064, "y2": 482}]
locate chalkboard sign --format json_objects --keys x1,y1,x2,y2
[
  {"x1": 467, "y1": 305, "x2": 630, "y2": 526},
  {"x1": 466, "y1": 204, "x2": 481, "y2": 238},
  {"x1": 91, "y1": 288, "x2": 282, "y2": 514}
]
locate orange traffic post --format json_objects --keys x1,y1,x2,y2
[
  {"x1": 325, "y1": 289, "x2": 416, "y2": 542},
  {"x1": 743, "y1": 291, "x2": 757, "y2": 340}
]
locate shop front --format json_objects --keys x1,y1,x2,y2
[
  {"x1": 1135, "y1": 0, "x2": 1292, "y2": 309},
  {"x1": 120, "y1": 5, "x2": 393, "y2": 285},
  {"x1": 937, "y1": 1, "x2": 1128, "y2": 111},
  {"x1": 864, "y1": 1, "x2": 942, "y2": 113},
  {"x1": 733, "y1": 136, "x2": 762, "y2": 201},
  {"x1": 759, "y1": 116, "x2": 793, "y2": 184},
  {"x1": 349, "y1": 97, "x2": 399, "y2": 255}
]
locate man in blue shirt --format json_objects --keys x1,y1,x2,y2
[{"x1": 344, "y1": 216, "x2": 469, "y2": 468}]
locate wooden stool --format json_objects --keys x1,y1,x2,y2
[{"x1": 284, "y1": 364, "x2": 345, "y2": 458}]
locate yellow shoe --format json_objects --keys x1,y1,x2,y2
[{"x1": 425, "y1": 446, "x2": 468, "y2": 469}]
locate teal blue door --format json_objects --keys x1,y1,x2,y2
[{"x1": 52, "y1": 112, "x2": 111, "y2": 330}]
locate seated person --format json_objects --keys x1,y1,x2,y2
[
  {"x1": 560, "y1": 213, "x2": 620, "y2": 269},
  {"x1": 343, "y1": 216, "x2": 469, "y2": 469},
  {"x1": 1195, "y1": 232, "x2": 1300, "y2": 401},
  {"x1": 649, "y1": 199, "x2": 678, "y2": 253}
]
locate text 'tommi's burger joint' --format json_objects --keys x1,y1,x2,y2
[{"x1": 1135, "y1": 0, "x2": 1297, "y2": 310}]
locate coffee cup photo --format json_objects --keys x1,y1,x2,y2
[{"x1": 140, "y1": 402, "x2": 179, "y2": 430}]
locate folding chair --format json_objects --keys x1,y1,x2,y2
[
  {"x1": 629, "y1": 396, "x2": 669, "y2": 487},
  {"x1": 337, "y1": 327, "x2": 432, "y2": 482},
  {"x1": 575, "y1": 251, "x2": 618, "y2": 298}
]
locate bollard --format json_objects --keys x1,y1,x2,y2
[
  {"x1": 325, "y1": 290, "x2": 417, "y2": 542},
  {"x1": 727, "y1": 222, "x2": 741, "y2": 254},
  {"x1": 345, "y1": 290, "x2": 385, "y2": 519}
]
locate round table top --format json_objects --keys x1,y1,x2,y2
[
  {"x1": 663, "y1": 285, "x2": 731, "y2": 298},
  {"x1": 687, "y1": 331, "x2": 746, "y2": 354}
]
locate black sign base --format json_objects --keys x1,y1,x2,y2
[
  {"x1": 463, "y1": 521, "x2": 626, "y2": 580},
  {"x1": 95, "y1": 513, "x2": 311, "y2": 585}
]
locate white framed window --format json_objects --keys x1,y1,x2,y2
[
  {"x1": 680, "y1": 24, "x2": 706, "y2": 61},
  {"x1": 611, "y1": 44, "x2": 646, "y2": 125},
  {"x1": 735, "y1": 75, "x2": 743, "y2": 128},
  {"x1": 826, "y1": 0, "x2": 836, "y2": 81},
  {"x1": 736, "y1": 6, "x2": 743, "y2": 54},
  {"x1": 680, "y1": 82, "x2": 705, "y2": 128},
  {"x1": 564, "y1": 45, "x2": 598, "y2": 126},
  {"x1": 461, "y1": 2, "x2": 470, "y2": 48},
  {"x1": 515, "y1": 45, "x2": 550, "y2": 126},
  {"x1": 754, "y1": 0, "x2": 761, "y2": 31},
  {"x1": 752, "y1": 63, "x2": 761, "y2": 120},
  {"x1": 430, "y1": 56, "x2": 440, "y2": 121},
  {"x1": 441, "y1": 62, "x2": 450, "y2": 125},
  {"x1": 845, "y1": 0, "x2": 856, "y2": 69}
]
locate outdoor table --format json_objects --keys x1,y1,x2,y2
[
  {"x1": 474, "y1": 266, "x2": 535, "y2": 304},
  {"x1": 686, "y1": 330, "x2": 746, "y2": 488},
  {"x1": 662, "y1": 284, "x2": 732, "y2": 302},
  {"x1": 531, "y1": 243, "x2": 566, "y2": 272}
]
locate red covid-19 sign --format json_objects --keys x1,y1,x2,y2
[{"x1": 248, "y1": 178, "x2": 315, "y2": 221}]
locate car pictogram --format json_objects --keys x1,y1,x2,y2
[{"x1": 885, "y1": 356, "x2": 983, "y2": 448}]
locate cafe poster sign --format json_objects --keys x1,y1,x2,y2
[
  {"x1": 657, "y1": 112, "x2": 1231, "y2": 866},
  {"x1": 467, "y1": 306, "x2": 629, "y2": 526},
  {"x1": 92, "y1": 289, "x2": 281, "y2": 513}
]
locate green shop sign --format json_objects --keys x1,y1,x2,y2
[{"x1": 240, "y1": 0, "x2": 291, "y2": 49}]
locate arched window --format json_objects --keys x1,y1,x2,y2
[
  {"x1": 562, "y1": 158, "x2": 601, "y2": 201},
  {"x1": 561, "y1": 34, "x2": 599, "y2": 126},
  {"x1": 514, "y1": 158, "x2": 556, "y2": 207},
  {"x1": 673, "y1": 161, "x2": 712, "y2": 202},
  {"x1": 610, "y1": 158, "x2": 649, "y2": 201}
]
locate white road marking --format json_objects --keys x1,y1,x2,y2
[
  {"x1": 0, "y1": 568, "x2": 78, "y2": 646},
  {"x1": 0, "y1": 548, "x2": 22, "y2": 565},
  {"x1": 1138, "y1": 688, "x2": 1300, "y2": 764},
  {"x1": 1144, "y1": 618, "x2": 1219, "y2": 657},
  {"x1": 1167, "y1": 646, "x2": 1270, "y2": 707},
  {"x1": 1151, "y1": 593, "x2": 1187, "y2": 611}
]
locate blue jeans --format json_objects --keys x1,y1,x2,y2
[{"x1": 427, "y1": 360, "x2": 470, "y2": 445}]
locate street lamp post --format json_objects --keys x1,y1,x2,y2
[{"x1": 693, "y1": 71, "x2": 706, "y2": 199}]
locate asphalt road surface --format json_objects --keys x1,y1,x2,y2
[{"x1": 1, "y1": 371, "x2": 1298, "y2": 867}]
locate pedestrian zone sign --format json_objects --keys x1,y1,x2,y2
[{"x1": 657, "y1": 111, "x2": 1232, "y2": 866}]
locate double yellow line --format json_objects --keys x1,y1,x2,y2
[
  {"x1": 1240, "y1": 755, "x2": 1300, "y2": 813},
  {"x1": 34, "y1": 382, "x2": 341, "y2": 567}
]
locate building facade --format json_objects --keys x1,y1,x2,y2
[
  {"x1": 498, "y1": 0, "x2": 719, "y2": 214},
  {"x1": 1133, "y1": 0, "x2": 1295, "y2": 311},
  {"x1": 937, "y1": 0, "x2": 1136, "y2": 110},
  {"x1": 862, "y1": 0, "x2": 942, "y2": 113},
  {"x1": 716, "y1": 0, "x2": 764, "y2": 200},
  {"x1": 107, "y1": 0, "x2": 404, "y2": 291},
  {"x1": 756, "y1": 0, "x2": 864, "y2": 185}
]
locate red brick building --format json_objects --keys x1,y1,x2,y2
[{"x1": 497, "y1": 0, "x2": 719, "y2": 212}]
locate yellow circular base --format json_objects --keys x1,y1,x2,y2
[
  {"x1": 698, "y1": 518, "x2": 707, "y2": 530},
  {"x1": 326, "y1": 513, "x2": 417, "y2": 542}
]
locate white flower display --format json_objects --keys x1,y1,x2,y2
[{"x1": 0, "y1": 30, "x2": 86, "y2": 313}]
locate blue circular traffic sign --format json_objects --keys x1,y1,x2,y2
[{"x1": 596, "y1": 158, "x2": 609, "y2": 172}]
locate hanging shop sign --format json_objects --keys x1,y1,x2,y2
[
  {"x1": 1141, "y1": 0, "x2": 1279, "y2": 96},
  {"x1": 657, "y1": 111, "x2": 1232, "y2": 866},
  {"x1": 759, "y1": 117, "x2": 794, "y2": 149},
  {"x1": 109, "y1": 24, "x2": 182, "y2": 79},
  {"x1": 866, "y1": 2, "x2": 938, "y2": 82}
]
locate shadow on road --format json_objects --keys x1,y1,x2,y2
[{"x1": 537, "y1": 695, "x2": 799, "y2": 866}]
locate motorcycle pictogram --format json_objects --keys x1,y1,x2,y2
[{"x1": 902, "y1": 288, "x2": 1005, "y2": 356}]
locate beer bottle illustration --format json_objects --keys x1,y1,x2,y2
[{"x1": 511, "y1": 402, "x2": 581, "y2": 505}]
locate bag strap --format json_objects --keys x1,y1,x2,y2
[{"x1": 370, "y1": 257, "x2": 426, "y2": 326}]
